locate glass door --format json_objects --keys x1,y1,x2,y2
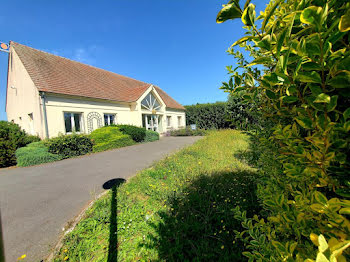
[{"x1": 143, "y1": 114, "x2": 159, "y2": 132}]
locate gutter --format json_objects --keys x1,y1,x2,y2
[{"x1": 39, "y1": 91, "x2": 49, "y2": 139}]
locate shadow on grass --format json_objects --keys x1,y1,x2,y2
[
  {"x1": 143, "y1": 170, "x2": 260, "y2": 261},
  {"x1": 103, "y1": 178, "x2": 126, "y2": 262}
]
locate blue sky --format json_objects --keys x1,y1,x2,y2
[{"x1": 0, "y1": 0, "x2": 269, "y2": 120}]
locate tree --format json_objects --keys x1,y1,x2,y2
[{"x1": 217, "y1": 0, "x2": 350, "y2": 261}]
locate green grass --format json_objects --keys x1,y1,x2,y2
[{"x1": 54, "y1": 130, "x2": 258, "y2": 261}]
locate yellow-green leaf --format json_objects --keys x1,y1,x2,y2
[
  {"x1": 314, "y1": 191, "x2": 328, "y2": 205},
  {"x1": 310, "y1": 233, "x2": 319, "y2": 246},
  {"x1": 318, "y1": 235, "x2": 328, "y2": 253},
  {"x1": 216, "y1": 3, "x2": 242, "y2": 24},
  {"x1": 314, "y1": 93, "x2": 331, "y2": 103},
  {"x1": 231, "y1": 36, "x2": 255, "y2": 47},
  {"x1": 316, "y1": 252, "x2": 329, "y2": 262},
  {"x1": 296, "y1": 71, "x2": 322, "y2": 84},
  {"x1": 339, "y1": 8, "x2": 350, "y2": 32},
  {"x1": 262, "y1": 0, "x2": 283, "y2": 32},
  {"x1": 339, "y1": 207, "x2": 350, "y2": 215},
  {"x1": 241, "y1": 3, "x2": 255, "y2": 26},
  {"x1": 300, "y1": 6, "x2": 322, "y2": 27}
]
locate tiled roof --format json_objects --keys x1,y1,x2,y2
[{"x1": 11, "y1": 42, "x2": 185, "y2": 110}]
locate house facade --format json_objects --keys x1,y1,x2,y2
[{"x1": 6, "y1": 42, "x2": 186, "y2": 138}]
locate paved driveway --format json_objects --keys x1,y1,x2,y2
[{"x1": 0, "y1": 136, "x2": 201, "y2": 262}]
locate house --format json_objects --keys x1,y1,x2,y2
[{"x1": 6, "y1": 42, "x2": 186, "y2": 138}]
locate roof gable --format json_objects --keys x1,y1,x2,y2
[{"x1": 11, "y1": 42, "x2": 184, "y2": 110}]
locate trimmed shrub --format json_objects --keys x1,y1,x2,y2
[
  {"x1": 23, "y1": 135, "x2": 41, "y2": 145},
  {"x1": 93, "y1": 136, "x2": 135, "y2": 152},
  {"x1": 90, "y1": 126, "x2": 135, "y2": 152},
  {"x1": 185, "y1": 102, "x2": 230, "y2": 129},
  {"x1": 45, "y1": 134, "x2": 93, "y2": 159},
  {"x1": 170, "y1": 127, "x2": 207, "y2": 136},
  {"x1": 16, "y1": 144, "x2": 62, "y2": 167},
  {"x1": 114, "y1": 125, "x2": 146, "y2": 142},
  {"x1": 144, "y1": 130, "x2": 159, "y2": 142},
  {"x1": 26, "y1": 141, "x2": 46, "y2": 148},
  {"x1": 0, "y1": 121, "x2": 29, "y2": 167}
]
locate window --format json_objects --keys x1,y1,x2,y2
[
  {"x1": 104, "y1": 114, "x2": 115, "y2": 126},
  {"x1": 178, "y1": 116, "x2": 182, "y2": 127},
  {"x1": 141, "y1": 93, "x2": 161, "y2": 111},
  {"x1": 167, "y1": 116, "x2": 172, "y2": 127},
  {"x1": 64, "y1": 112, "x2": 82, "y2": 133}
]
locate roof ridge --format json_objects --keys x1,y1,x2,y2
[{"x1": 10, "y1": 41, "x2": 151, "y2": 87}]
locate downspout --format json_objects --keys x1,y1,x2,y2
[{"x1": 39, "y1": 92, "x2": 49, "y2": 139}]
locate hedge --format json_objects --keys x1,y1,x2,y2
[
  {"x1": 45, "y1": 134, "x2": 93, "y2": 159},
  {"x1": 16, "y1": 142, "x2": 62, "y2": 167},
  {"x1": 90, "y1": 126, "x2": 135, "y2": 152},
  {"x1": 144, "y1": 130, "x2": 159, "y2": 142},
  {"x1": 114, "y1": 125, "x2": 146, "y2": 142},
  {"x1": 185, "y1": 102, "x2": 229, "y2": 129}
]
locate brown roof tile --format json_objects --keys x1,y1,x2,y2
[{"x1": 11, "y1": 42, "x2": 184, "y2": 110}]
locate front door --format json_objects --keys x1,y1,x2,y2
[{"x1": 144, "y1": 114, "x2": 159, "y2": 132}]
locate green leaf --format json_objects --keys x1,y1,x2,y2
[
  {"x1": 328, "y1": 72, "x2": 350, "y2": 88},
  {"x1": 261, "y1": 0, "x2": 283, "y2": 32},
  {"x1": 310, "y1": 85, "x2": 323, "y2": 95},
  {"x1": 314, "y1": 93, "x2": 330, "y2": 103},
  {"x1": 344, "y1": 108, "x2": 350, "y2": 120},
  {"x1": 296, "y1": 72, "x2": 322, "y2": 83},
  {"x1": 339, "y1": 7, "x2": 350, "y2": 32},
  {"x1": 231, "y1": 36, "x2": 256, "y2": 47},
  {"x1": 257, "y1": 35, "x2": 271, "y2": 51},
  {"x1": 247, "y1": 56, "x2": 272, "y2": 66},
  {"x1": 314, "y1": 191, "x2": 328, "y2": 205},
  {"x1": 266, "y1": 90, "x2": 277, "y2": 99},
  {"x1": 339, "y1": 207, "x2": 350, "y2": 215},
  {"x1": 241, "y1": 3, "x2": 255, "y2": 26},
  {"x1": 302, "y1": 62, "x2": 322, "y2": 71},
  {"x1": 216, "y1": 3, "x2": 242, "y2": 24},
  {"x1": 276, "y1": 29, "x2": 287, "y2": 57},
  {"x1": 295, "y1": 117, "x2": 313, "y2": 129},
  {"x1": 326, "y1": 96, "x2": 338, "y2": 112},
  {"x1": 282, "y1": 96, "x2": 298, "y2": 103},
  {"x1": 300, "y1": 6, "x2": 322, "y2": 28}
]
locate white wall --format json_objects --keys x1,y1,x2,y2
[
  {"x1": 6, "y1": 48, "x2": 44, "y2": 137},
  {"x1": 44, "y1": 94, "x2": 140, "y2": 137},
  {"x1": 164, "y1": 109, "x2": 186, "y2": 131}
]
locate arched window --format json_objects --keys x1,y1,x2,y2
[{"x1": 141, "y1": 93, "x2": 161, "y2": 111}]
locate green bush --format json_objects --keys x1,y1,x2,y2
[
  {"x1": 90, "y1": 126, "x2": 135, "y2": 152},
  {"x1": 170, "y1": 127, "x2": 207, "y2": 136},
  {"x1": 16, "y1": 144, "x2": 62, "y2": 167},
  {"x1": 114, "y1": 124, "x2": 146, "y2": 142},
  {"x1": 45, "y1": 134, "x2": 93, "y2": 159},
  {"x1": 0, "y1": 121, "x2": 30, "y2": 167},
  {"x1": 92, "y1": 136, "x2": 135, "y2": 152},
  {"x1": 26, "y1": 141, "x2": 46, "y2": 148},
  {"x1": 218, "y1": 0, "x2": 350, "y2": 260},
  {"x1": 23, "y1": 135, "x2": 41, "y2": 145},
  {"x1": 185, "y1": 102, "x2": 230, "y2": 129},
  {"x1": 144, "y1": 130, "x2": 159, "y2": 142}
]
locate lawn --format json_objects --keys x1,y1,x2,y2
[{"x1": 54, "y1": 130, "x2": 259, "y2": 261}]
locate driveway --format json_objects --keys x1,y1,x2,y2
[{"x1": 0, "y1": 136, "x2": 202, "y2": 262}]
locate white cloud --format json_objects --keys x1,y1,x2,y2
[{"x1": 46, "y1": 45, "x2": 98, "y2": 65}]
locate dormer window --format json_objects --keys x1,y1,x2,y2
[{"x1": 141, "y1": 93, "x2": 161, "y2": 111}]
